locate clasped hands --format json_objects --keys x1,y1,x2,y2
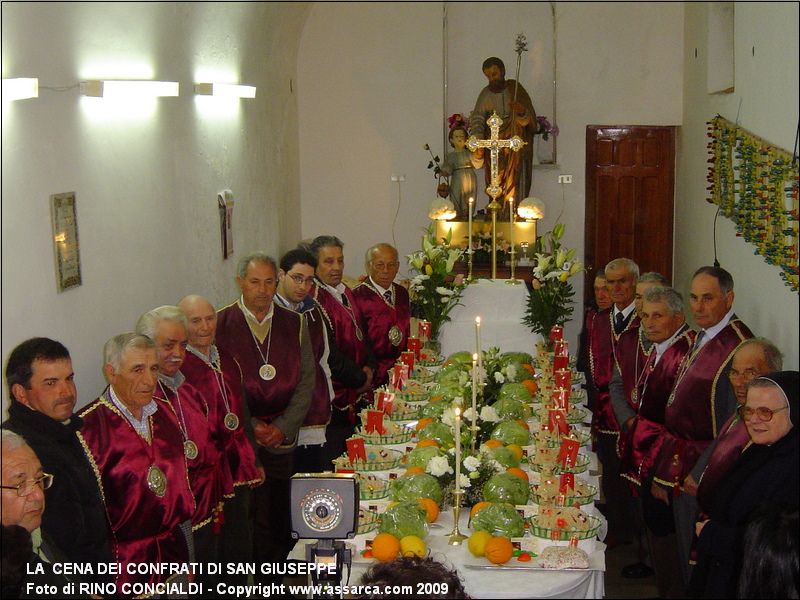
[{"x1": 252, "y1": 419, "x2": 285, "y2": 448}]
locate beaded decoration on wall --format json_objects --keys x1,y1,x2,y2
[{"x1": 707, "y1": 115, "x2": 799, "y2": 291}]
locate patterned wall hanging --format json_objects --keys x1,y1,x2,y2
[{"x1": 707, "y1": 115, "x2": 799, "y2": 291}]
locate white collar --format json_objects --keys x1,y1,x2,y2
[
  {"x1": 698, "y1": 308, "x2": 734, "y2": 347},
  {"x1": 108, "y1": 384, "x2": 157, "y2": 438},
  {"x1": 369, "y1": 277, "x2": 392, "y2": 297},
  {"x1": 322, "y1": 281, "x2": 348, "y2": 304},
  {"x1": 239, "y1": 296, "x2": 273, "y2": 326},
  {"x1": 654, "y1": 325, "x2": 686, "y2": 364},
  {"x1": 614, "y1": 301, "x2": 636, "y2": 321}
]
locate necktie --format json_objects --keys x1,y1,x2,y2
[
  {"x1": 341, "y1": 293, "x2": 349, "y2": 307},
  {"x1": 694, "y1": 330, "x2": 706, "y2": 351},
  {"x1": 383, "y1": 290, "x2": 392, "y2": 303},
  {"x1": 615, "y1": 311, "x2": 625, "y2": 334}
]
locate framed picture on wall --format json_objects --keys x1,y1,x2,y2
[{"x1": 50, "y1": 191, "x2": 83, "y2": 292}]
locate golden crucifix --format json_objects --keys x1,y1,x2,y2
[{"x1": 466, "y1": 112, "x2": 525, "y2": 279}]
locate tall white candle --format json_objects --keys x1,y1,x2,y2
[
  {"x1": 454, "y1": 407, "x2": 462, "y2": 493},
  {"x1": 468, "y1": 197, "x2": 474, "y2": 261},
  {"x1": 475, "y1": 316, "x2": 483, "y2": 374},
  {"x1": 509, "y1": 196, "x2": 515, "y2": 264},
  {"x1": 471, "y1": 353, "x2": 478, "y2": 427}
]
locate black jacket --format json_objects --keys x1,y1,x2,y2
[{"x1": 3, "y1": 403, "x2": 112, "y2": 578}]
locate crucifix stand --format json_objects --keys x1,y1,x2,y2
[{"x1": 466, "y1": 112, "x2": 525, "y2": 279}]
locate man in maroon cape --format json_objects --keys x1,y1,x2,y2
[
  {"x1": 308, "y1": 236, "x2": 376, "y2": 469},
  {"x1": 78, "y1": 333, "x2": 195, "y2": 592},
  {"x1": 178, "y1": 294, "x2": 263, "y2": 584},
  {"x1": 651, "y1": 266, "x2": 753, "y2": 587},
  {"x1": 215, "y1": 252, "x2": 314, "y2": 584},
  {"x1": 589, "y1": 257, "x2": 639, "y2": 545},
  {"x1": 352, "y1": 243, "x2": 411, "y2": 388}
]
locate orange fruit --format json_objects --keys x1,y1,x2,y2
[
  {"x1": 506, "y1": 467, "x2": 529, "y2": 482},
  {"x1": 371, "y1": 533, "x2": 401, "y2": 562},
  {"x1": 506, "y1": 444, "x2": 524, "y2": 462},
  {"x1": 522, "y1": 363, "x2": 536, "y2": 376},
  {"x1": 415, "y1": 418, "x2": 433, "y2": 432},
  {"x1": 516, "y1": 419, "x2": 530, "y2": 431},
  {"x1": 484, "y1": 536, "x2": 514, "y2": 564},
  {"x1": 484, "y1": 439, "x2": 504, "y2": 449},
  {"x1": 469, "y1": 501, "x2": 492, "y2": 520},
  {"x1": 429, "y1": 395, "x2": 444, "y2": 403},
  {"x1": 417, "y1": 497, "x2": 440, "y2": 523},
  {"x1": 416, "y1": 439, "x2": 440, "y2": 449},
  {"x1": 523, "y1": 379, "x2": 539, "y2": 395},
  {"x1": 404, "y1": 466, "x2": 425, "y2": 476}
]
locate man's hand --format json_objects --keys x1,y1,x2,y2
[
  {"x1": 250, "y1": 466, "x2": 266, "y2": 488},
  {"x1": 682, "y1": 474, "x2": 699, "y2": 497},
  {"x1": 253, "y1": 420, "x2": 285, "y2": 448},
  {"x1": 695, "y1": 519, "x2": 709, "y2": 538},
  {"x1": 623, "y1": 416, "x2": 635, "y2": 433},
  {"x1": 650, "y1": 481, "x2": 670, "y2": 505},
  {"x1": 356, "y1": 366, "x2": 374, "y2": 394}
]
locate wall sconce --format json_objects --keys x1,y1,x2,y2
[
  {"x1": 428, "y1": 197, "x2": 457, "y2": 221},
  {"x1": 2, "y1": 78, "x2": 39, "y2": 101},
  {"x1": 517, "y1": 196, "x2": 546, "y2": 221},
  {"x1": 79, "y1": 80, "x2": 179, "y2": 98},
  {"x1": 194, "y1": 83, "x2": 256, "y2": 98}
]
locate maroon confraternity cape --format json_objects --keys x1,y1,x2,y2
[
  {"x1": 180, "y1": 348, "x2": 261, "y2": 487},
  {"x1": 613, "y1": 325, "x2": 651, "y2": 457},
  {"x1": 620, "y1": 325, "x2": 694, "y2": 486},
  {"x1": 302, "y1": 303, "x2": 334, "y2": 428},
  {"x1": 215, "y1": 301, "x2": 303, "y2": 423},
  {"x1": 153, "y1": 378, "x2": 232, "y2": 529},
  {"x1": 77, "y1": 391, "x2": 194, "y2": 589},
  {"x1": 696, "y1": 414, "x2": 750, "y2": 513},
  {"x1": 352, "y1": 280, "x2": 411, "y2": 387},
  {"x1": 653, "y1": 317, "x2": 752, "y2": 490},
  {"x1": 312, "y1": 282, "x2": 371, "y2": 412},
  {"x1": 589, "y1": 309, "x2": 639, "y2": 437}
]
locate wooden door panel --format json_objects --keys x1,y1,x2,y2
[{"x1": 584, "y1": 126, "x2": 675, "y2": 302}]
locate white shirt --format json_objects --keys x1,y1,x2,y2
[
  {"x1": 614, "y1": 301, "x2": 636, "y2": 323},
  {"x1": 239, "y1": 296, "x2": 273, "y2": 326},
  {"x1": 654, "y1": 326, "x2": 686, "y2": 365},
  {"x1": 369, "y1": 277, "x2": 392, "y2": 299},
  {"x1": 108, "y1": 384, "x2": 157, "y2": 440},
  {"x1": 322, "y1": 281, "x2": 348, "y2": 305},
  {"x1": 696, "y1": 308, "x2": 734, "y2": 350}
]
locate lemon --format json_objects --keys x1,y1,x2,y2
[
  {"x1": 399, "y1": 535, "x2": 427, "y2": 558},
  {"x1": 468, "y1": 530, "x2": 493, "y2": 557},
  {"x1": 506, "y1": 444, "x2": 524, "y2": 462}
]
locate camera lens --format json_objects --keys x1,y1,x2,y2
[{"x1": 316, "y1": 505, "x2": 329, "y2": 519}]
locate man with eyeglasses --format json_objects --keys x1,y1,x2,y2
[
  {"x1": 689, "y1": 338, "x2": 783, "y2": 515},
  {"x1": 1, "y1": 429, "x2": 68, "y2": 595},
  {"x1": 2, "y1": 337, "x2": 112, "y2": 580},
  {"x1": 353, "y1": 243, "x2": 411, "y2": 388},
  {"x1": 275, "y1": 248, "x2": 371, "y2": 473}
]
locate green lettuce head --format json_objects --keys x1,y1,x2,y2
[
  {"x1": 490, "y1": 397, "x2": 528, "y2": 420},
  {"x1": 405, "y1": 446, "x2": 442, "y2": 468},
  {"x1": 389, "y1": 473, "x2": 443, "y2": 505},
  {"x1": 444, "y1": 351, "x2": 473, "y2": 366},
  {"x1": 419, "y1": 401, "x2": 448, "y2": 420},
  {"x1": 490, "y1": 420, "x2": 530, "y2": 446},
  {"x1": 470, "y1": 502, "x2": 525, "y2": 538},
  {"x1": 489, "y1": 446, "x2": 520, "y2": 468},
  {"x1": 378, "y1": 501, "x2": 429, "y2": 539},
  {"x1": 419, "y1": 421, "x2": 455, "y2": 449},
  {"x1": 500, "y1": 352, "x2": 534, "y2": 365},
  {"x1": 483, "y1": 472, "x2": 531, "y2": 505},
  {"x1": 498, "y1": 382, "x2": 533, "y2": 403}
]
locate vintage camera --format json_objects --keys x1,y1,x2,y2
[
  {"x1": 290, "y1": 473, "x2": 359, "y2": 540},
  {"x1": 290, "y1": 473, "x2": 359, "y2": 599}
]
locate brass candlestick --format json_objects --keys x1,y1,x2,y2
[
  {"x1": 506, "y1": 196, "x2": 521, "y2": 285},
  {"x1": 447, "y1": 490, "x2": 468, "y2": 544}
]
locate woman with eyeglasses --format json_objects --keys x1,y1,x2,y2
[{"x1": 688, "y1": 371, "x2": 799, "y2": 598}]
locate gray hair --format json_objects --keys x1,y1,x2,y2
[
  {"x1": 365, "y1": 243, "x2": 398, "y2": 269},
  {"x1": 737, "y1": 338, "x2": 784, "y2": 372},
  {"x1": 1, "y1": 429, "x2": 29, "y2": 453},
  {"x1": 605, "y1": 258, "x2": 640, "y2": 280},
  {"x1": 103, "y1": 332, "x2": 156, "y2": 372},
  {"x1": 135, "y1": 305, "x2": 188, "y2": 340},
  {"x1": 236, "y1": 252, "x2": 277, "y2": 279},
  {"x1": 309, "y1": 235, "x2": 344, "y2": 260},
  {"x1": 642, "y1": 286, "x2": 683, "y2": 315},
  {"x1": 693, "y1": 265, "x2": 734, "y2": 294},
  {"x1": 638, "y1": 272, "x2": 669, "y2": 286}
]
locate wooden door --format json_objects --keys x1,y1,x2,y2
[{"x1": 584, "y1": 126, "x2": 675, "y2": 302}]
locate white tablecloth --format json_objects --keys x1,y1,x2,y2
[{"x1": 440, "y1": 279, "x2": 541, "y2": 358}]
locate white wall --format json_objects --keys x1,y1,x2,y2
[
  {"x1": 298, "y1": 2, "x2": 684, "y2": 347},
  {"x1": 1, "y1": 2, "x2": 310, "y2": 411},
  {"x1": 676, "y1": 2, "x2": 799, "y2": 368}
]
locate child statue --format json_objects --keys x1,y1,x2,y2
[{"x1": 438, "y1": 114, "x2": 478, "y2": 220}]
